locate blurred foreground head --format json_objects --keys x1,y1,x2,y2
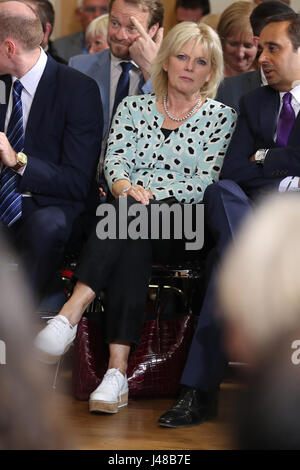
[
  {"x1": 0, "y1": 230, "x2": 70, "y2": 449},
  {"x1": 218, "y1": 193, "x2": 300, "y2": 364},
  {"x1": 218, "y1": 194, "x2": 300, "y2": 449}
]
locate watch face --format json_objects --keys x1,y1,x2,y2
[
  {"x1": 255, "y1": 150, "x2": 265, "y2": 163},
  {"x1": 18, "y1": 152, "x2": 27, "y2": 165}
]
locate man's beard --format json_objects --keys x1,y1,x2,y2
[{"x1": 108, "y1": 36, "x2": 132, "y2": 59}]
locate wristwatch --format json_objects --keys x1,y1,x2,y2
[
  {"x1": 254, "y1": 149, "x2": 268, "y2": 165},
  {"x1": 12, "y1": 152, "x2": 27, "y2": 171}
]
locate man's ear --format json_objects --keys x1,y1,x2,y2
[
  {"x1": 42, "y1": 22, "x2": 52, "y2": 45},
  {"x1": 5, "y1": 40, "x2": 15, "y2": 59},
  {"x1": 253, "y1": 35, "x2": 259, "y2": 48},
  {"x1": 148, "y1": 22, "x2": 159, "y2": 40}
]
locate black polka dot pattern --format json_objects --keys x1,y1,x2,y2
[{"x1": 104, "y1": 94, "x2": 237, "y2": 203}]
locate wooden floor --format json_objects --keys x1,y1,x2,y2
[{"x1": 49, "y1": 354, "x2": 242, "y2": 450}]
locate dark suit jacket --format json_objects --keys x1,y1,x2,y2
[
  {"x1": 221, "y1": 85, "x2": 300, "y2": 198},
  {"x1": 0, "y1": 55, "x2": 103, "y2": 219},
  {"x1": 52, "y1": 31, "x2": 87, "y2": 62},
  {"x1": 216, "y1": 69, "x2": 262, "y2": 113},
  {"x1": 47, "y1": 41, "x2": 67, "y2": 65}
]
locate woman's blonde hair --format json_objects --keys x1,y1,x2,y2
[
  {"x1": 85, "y1": 13, "x2": 109, "y2": 42},
  {"x1": 151, "y1": 21, "x2": 223, "y2": 100},
  {"x1": 217, "y1": 1, "x2": 255, "y2": 47}
]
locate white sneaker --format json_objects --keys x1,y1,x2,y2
[
  {"x1": 89, "y1": 368, "x2": 128, "y2": 414},
  {"x1": 34, "y1": 314, "x2": 77, "y2": 364}
]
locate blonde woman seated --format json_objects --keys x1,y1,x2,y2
[
  {"x1": 86, "y1": 13, "x2": 109, "y2": 54},
  {"x1": 217, "y1": 1, "x2": 258, "y2": 77},
  {"x1": 35, "y1": 21, "x2": 237, "y2": 414}
]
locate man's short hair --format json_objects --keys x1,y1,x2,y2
[
  {"x1": 263, "y1": 13, "x2": 300, "y2": 51},
  {"x1": 108, "y1": 0, "x2": 164, "y2": 28},
  {"x1": 250, "y1": 1, "x2": 294, "y2": 36},
  {"x1": 0, "y1": 8, "x2": 43, "y2": 50},
  {"x1": 175, "y1": 0, "x2": 210, "y2": 17},
  {"x1": 26, "y1": 0, "x2": 55, "y2": 33}
]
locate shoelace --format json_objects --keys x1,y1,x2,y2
[
  {"x1": 46, "y1": 316, "x2": 73, "y2": 337},
  {"x1": 102, "y1": 369, "x2": 124, "y2": 389}
]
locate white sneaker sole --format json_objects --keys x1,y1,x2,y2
[{"x1": 89, "y1": 392, "x2": 128, "y2": 414}]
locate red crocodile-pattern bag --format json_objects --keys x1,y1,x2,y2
[{"x1": 72, "y1": 288, "x2": 197, "y2": 400}]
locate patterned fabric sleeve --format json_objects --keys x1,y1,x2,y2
[
  {"x1": 104, "y1": 96, "x2": 237, "y2": 203},
  {"x1": 104, "y1": 98, "x2": 137, "y2": 192}
]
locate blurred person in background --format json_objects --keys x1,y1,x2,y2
[
  {"x1": 200, "y1": 12, "x2": 220, "y2": 30},
  {"x1": 217, "y1": 194, "x2": 300, "y2": 449},
  {"x1": 217, "y1": 1, "x2": 258, "y2": 78},
  {"x1": 53, "y1": 0, "x2": 109, "y2": 61},
  {"x1": 0, "y1": 230, "x2": 71, "y2": 449},
  {"x1": 254, "y1": 0, "x2": 291, "y2": 5},
  {"x1": 175, "y1": 0, "x2": 210, "y2": 23},
  {"x1": 86, "y1": 13, "x2": 109, "y2": 53}
]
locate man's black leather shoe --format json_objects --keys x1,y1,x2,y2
[{"x1": 158, "y1": 386, "x2": 218, "y2": 428}]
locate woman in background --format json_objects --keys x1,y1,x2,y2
[
  {"x1": 217, "y1": 1, "x2": 258, "y2": 77},
  {"x1": 86, "y1": 13, "x2": 109, "y2": 54}
]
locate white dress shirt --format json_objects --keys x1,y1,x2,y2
[
  {"x1": 5, "y1": 47, "x2": 48, "y2": 133},
  {"x1": 109, "y1": 53, "x2": 141, "y2": 120},
  {"x1": 3, "y1": 48, "x2": 48, "y2": 179}
]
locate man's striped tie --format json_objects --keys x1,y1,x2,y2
[{"x1": 0, "y1": 80, "x2": 24, "y2": 227}]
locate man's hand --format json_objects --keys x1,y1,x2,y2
[
  {"x1": 0, "y1": 132, "x2": 17, "y2": 167},
  {"x1": 129, "y1": 17, "x2": 163, "y2": 82}
]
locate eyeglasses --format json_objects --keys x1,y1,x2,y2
[{"x1": 82, "y1": 6, "x2": 108, "y2": 14}]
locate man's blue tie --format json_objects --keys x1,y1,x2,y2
[
  {"x1": 112, "y1": 62, "x2": 133, "y2": 117},
  {"x1": 0, "y1": 80, "x2": 24, "y2": 227}
]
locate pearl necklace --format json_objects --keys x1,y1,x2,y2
[{"x1": 163, "y1": 94, "x2": 202, "y2": 122}]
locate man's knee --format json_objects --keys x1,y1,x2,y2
[
  {"x1": 22, "y1": 206, "x2": 74, "y2": 252},
  {"x1": 205, "y1": 180, "x2": 247, "y2": 201}
]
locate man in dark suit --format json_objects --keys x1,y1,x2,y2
[
  {"x1": 0, "y1": 1, "x2": 103, "y2": 300},
  {"x1": 158, "y1": 12, "x2": 300, "y2": 428},
  {"x1": 215, "y1": 0, "x2": 295, "y2": 112}
]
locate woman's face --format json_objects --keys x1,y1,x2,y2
[
  {"x1": 223, "y1": 31, "x2": 258, "y2": 76},
  {"x1": 164, "y1": 39, "x2": 212, "y2": 97},
  {"x1": 87, "y1": 33, "x2": 109, "y2": 53}
]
